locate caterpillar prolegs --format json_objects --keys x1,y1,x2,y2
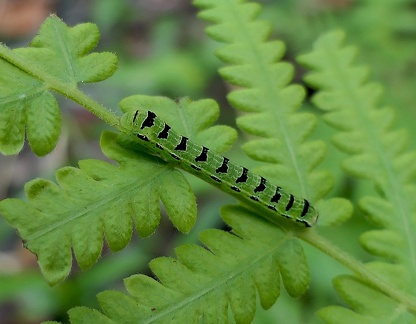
[{"x1": 120, "y1": 110, "x2": 319, "y2": 227}]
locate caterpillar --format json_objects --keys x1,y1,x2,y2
[{"x1": 120, "y1": 110, "x2": 319, "y2": 227}]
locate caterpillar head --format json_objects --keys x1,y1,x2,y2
[{"x1": 119, "y1": 110, "x2": 148, "y2": 133}]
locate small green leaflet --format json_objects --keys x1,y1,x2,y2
[{"x1": 120, "y1": 110, "x2": 319, "y2": 227}]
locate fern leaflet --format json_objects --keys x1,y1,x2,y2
[
  {"x1": 299, "y1": 30, "x2": 416, "y2": 322},
  {"x1": 0, "y1": 15, "x2": 117, "y2": 156},
  {"x1": 68, "y1": 206, "x2": 308, "y2": 323}
]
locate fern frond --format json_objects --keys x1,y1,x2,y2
[
  {"x1": 0, "y1": 15, "x2": 117, "y2": 156},
  {"x1": 0, "y1": 97, "x2": 236, "y2": 286},
  {"x1": 299, "y1": 30, "x2": 416, "y2": 321},
  {"x1": 68, "y1": 206, "x2": 308, "y2": 323},
  {"x1": 194, "y1": 0, "x2": 352, "y2": 227}
]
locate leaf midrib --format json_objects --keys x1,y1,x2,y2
[
  {"x1": 322, "y1": 42, "x2": 416, "y2": 277},
  {"x1": 24, "y1": 167, "x2": 171, "y2": 242},
  {"x1": 143, "y1": 231, "x2": 291, "y2": 323},
  {"x1": 222, "y1": 1, "x2": 309, "y2": 199}
]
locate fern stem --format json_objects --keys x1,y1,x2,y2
[
  {"x1": 0, "y1": 44, "x2": 118, "y2": 127},
  {"x1": 299, "y1": 229, "x2": 416, "y2": 314},
  {"x1": 59, "y1": 86, "x2": 118, "y2": 127}
]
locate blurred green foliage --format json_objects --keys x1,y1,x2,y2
[{"x1": 0, "y1": 0, "x2": 415, "y2": 323}]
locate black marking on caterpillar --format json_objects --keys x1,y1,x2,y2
[
  {"x1": 158, "y1": 124, "x2": 171, "y2": 139},
  {"x1": 191, "y1": 164, "x2": 201, "y2": 171},
  {"x1": 141, "y1": 111, "x2": 157, "y2": 129},
  {"x1": 170, "y1": 153, "x2": 180, "y2": 160},
  {"x1": 271, "y1": 188, "x2": 282, "y2": 203},
  {"x1": 254, "y1": 177, "x2": 266, "y2": 193},
  {"x1": 210, "y1": 175, "x2": 221, "y2": 182},
  {"x1": 175, "y1": 136, "x2": 188, "y2": 151},
  {"x1": 137, "y1": 134, "x2": 149, "y2": 141},
  {"x1": 236, "y1": 167, "x2": 248, "y2": 183},
  {"x1": 133, "y1": 110, "x2": 139, "y2": 123},
  {"x1": 301, "y1": 199, "x2": 310, "y2": 217},
  {"x1": 195, "y1": 147, "x2": 209, "y2": 162},
  {"x1": 285, "y1": 194, "x2": 294, "y2": 211},
  {"x1": 215, "y1": 157, "x2": 229, "y2": 173}
]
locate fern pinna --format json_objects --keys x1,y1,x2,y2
[
  {"x1": 0, "y1": 17, "x2": 118, "y2": 157},
  {"x1": 299, "y1": 31, "x2": 416, "y2": 322}
]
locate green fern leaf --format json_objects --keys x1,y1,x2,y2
[
  {"x1": 299, "y1": 30, "x2": 416, "y2": 321},
  {"x1": 319, "y1": 275, "x2": 414, "y2": 323},
  {"x1": 0, "y1": 97, "x2": 236, "y2": 286},
  {"x1": 0, "y1": 15, "x2": 117, "y2": 156},
  {"x1": 68, "y1": 306, "x2": 115, "y2": 324},
  {"x1": 194, "y1": 0, "x2": 352, "y2": 228},
  {"x1": 68, "y1": 206, "x2": 309, "y2": 323},
  {"x1": 0, "y1": 134, "x2": 195, "y2": 285}
]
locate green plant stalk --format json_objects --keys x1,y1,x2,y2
[
  {"x1": 299, "y1": 229, "x2": 416, "y2": 314},
  {"x1": 0, "y1": 44, "x2": 118, "y2": 127}
]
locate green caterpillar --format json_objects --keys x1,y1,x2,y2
[{"x1": 120, "y1": 110, "x2": 319, "y2": 227}]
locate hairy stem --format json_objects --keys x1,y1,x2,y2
[
  {"x1": 60, "y1": 86, "x2": 118, "y2": 127},
  {"x1": 299, "y1": 229, "x2": 416, "y2": 314}
]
